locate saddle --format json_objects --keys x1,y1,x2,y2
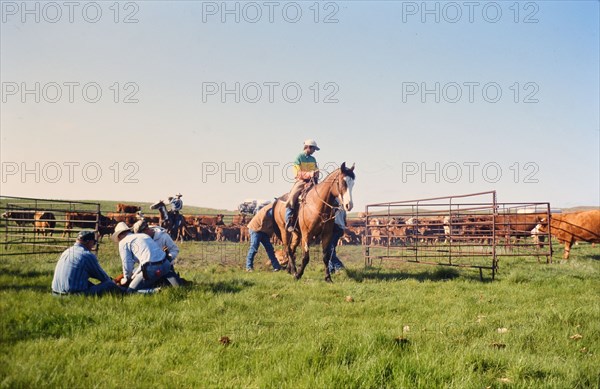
[{"x1": 298, "y1": 181, "x2": 315, "y2": 203}]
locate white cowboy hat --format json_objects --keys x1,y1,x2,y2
[
  {"x1": 303, "y1": 139, "x2": 320, "y2": 150},
  {"x1": 111, "y1": 222, "x2": 132, "y2": 242},
  {"x1": 133, "y1": 220, "x2": 148, "y2": 234}
]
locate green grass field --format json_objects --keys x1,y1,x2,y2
[{"x1": 1, "y1": 240, "x2": 599, "y2": 388}]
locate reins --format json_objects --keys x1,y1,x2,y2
[{"x1": 302, "y1": 170, "x2": 345, "y2": 224}]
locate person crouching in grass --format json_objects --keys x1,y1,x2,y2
[{"x1": 51, "y1": 230, "x2": 122, "y2": 296}]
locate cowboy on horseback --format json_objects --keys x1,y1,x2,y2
[
  {"x1": 285, "y1": 139, "x2": 320, "y2": 232},
  {"x1": 169, "y1": 193, "x2": 183, "y2": 213}
]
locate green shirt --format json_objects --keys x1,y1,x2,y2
[{"x1": 293, "y1": 152, "x2": 318, "y2": 180}]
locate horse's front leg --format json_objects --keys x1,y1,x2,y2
[
  {"x1": 286, "y1": 247, "x2": 297, "y2": 275},
  {"x1": 287, "y1": 233, "x2": 300, "y2": 276},
  {"x1": 295, "y1": 240, "x2": 310, "y2": 280}
]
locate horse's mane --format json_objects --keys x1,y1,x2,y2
[{"x1": 323, "y1": 164, "x2": 355, "y2": 181}]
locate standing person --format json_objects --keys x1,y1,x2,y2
[
  {"x1": 112, "y1": 222, "x2": 172, "y2": 292},
  {"x1": 328, "y1": 206, "x2": 346, "y2": 274},
  {"x1": 51, "y1": 231, "x2": 121, "y2": 296},
  {"x1": 133, "y1": 220, "x2": 185, "y2": 286},
  {"x1": 285, "y1": 139, "x2": 320, "y2": 232},
  {"x1": 245, "y1": 202, "x2": 283, "y2": 272}
]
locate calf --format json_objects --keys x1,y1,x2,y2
[
  {"x1": 239, "y1": 226, "x2": 250, "y2": 242},
  {"x1": 215, "y1": 226, "x2": 240, "y2": 242},
  {"x1": 34, "y1": 211, "x2": 56, "y2": 236}
]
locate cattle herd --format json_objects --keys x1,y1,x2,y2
[{"x1": 1, "y1": 202, "x2": 599, "y2": 259}]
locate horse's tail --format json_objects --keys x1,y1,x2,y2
[{"x1": 272, "y1": 199, "x2": 283, "y2": 241}]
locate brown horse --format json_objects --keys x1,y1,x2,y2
[{"x1": 274, "y1": 162, "x2": 355, "y2": 282}]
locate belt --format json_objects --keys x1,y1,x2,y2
[{"x1": 147, "y1": 258, "x2": 167, "y2": 266}]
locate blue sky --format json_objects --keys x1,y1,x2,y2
[{"x1": 1, "y1": 1, "x2": 598, "y2": 210}]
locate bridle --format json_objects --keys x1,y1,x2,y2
[{"x1": 304, "y1": 169, "x2": 347, "y2": 224}]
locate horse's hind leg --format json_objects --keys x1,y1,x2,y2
[{"x1": 286, "y1": 233, "x2": 301, "y2": 276}]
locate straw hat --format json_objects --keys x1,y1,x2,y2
[{"x1": 111, "y1": 222, "x2": 131, "y2": 242}]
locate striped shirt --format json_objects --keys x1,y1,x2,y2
[
  {"x1": 119, "y1": 233, "x2": 166, "y2": 278},
  {"x1": 51, "y1": 243, "x2": 111, "y2": 294},
  {"x1": 293, "y1": 152, "x2": 318, "y2": 181}
]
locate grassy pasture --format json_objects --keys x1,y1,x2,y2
[{"x1": 0, "y1": 240, "x2": 598, "y2": 388}]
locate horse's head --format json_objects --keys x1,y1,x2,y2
[{"x1": 335, "y1": 162, "x2": 355, "y2": 212}]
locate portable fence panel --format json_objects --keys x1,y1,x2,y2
[
  {"x1": 1, "y1": 196, "x2": 101, "y2": 256},
  {"x1": 364, "y1": 191, "x2": 552, "y2": 279}
]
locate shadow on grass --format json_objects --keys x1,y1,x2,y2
[
  {"x1": 583, "y1": 253, "x2": 600, "y2": 261},
  {"x1": 346, "y1": 266, "x2": 490, "y2": 283},
  {"x1": 196, "y1": 278, "x2": 254, "y2": 294},
  {"x1": 0, "y1": 284, "x2": 49, "y2": 292},
  {"x1": 1, "y1": 268, "x2": 53, "y2": 278},
  {"x1": 0, "y1": 268, "x2": 53, "y2": 292}
]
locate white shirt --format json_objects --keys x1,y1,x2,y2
[
  {"x1": 152, "y1": 227, "x2": 179, "y2": 260},
  {"x1": 119, "y1": 233, "x2": 165, "y2": 278}
]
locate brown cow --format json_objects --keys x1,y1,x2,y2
[
  {"x1": 537, "y1": 210, "x2": 600, "y2": 259},
  {"x1": 231, "y1": 214, "x2": 248, "y2": 226},
  {"x1": 195, "y1": 225, "x2": 216, "y2": 241},
  {"x1": 496, "y1": 213, "x2": 546, "y2": 240},
  {"x1": 117, "y1": 203, "x2": 141, "y2": 213},
  {"x1": 2, "y1": 211, "x2": 36, "y2": 227},
  {"x1": 197, "y1": 214, "x2": 225, "y2": 226},
  {"x1": 142, "y1": 215, "x2": 161, "y2": 225},
  {"x1": 62, "y1": 212, "x2": 98, "y2": 237},
  {"x1": 184, "y1": 215, "x2": 197, "y2": 226},
  {"x1": 34, "y1": 211, "x2": 56, "y2": 236},
  {"x1": 215, "y1": 226, "x2": 240, "y2": 242},
  {"x1": 105, "y1": 212, "x2": 138, "y2": 225}
]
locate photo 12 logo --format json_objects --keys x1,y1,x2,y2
[
  {"x1": 201, "y1": 82, "x2": 339, "y2": 103},
  {"x1": 201, "y1": 161, "x2": 342, "y2": 184},
  {"x1": 2, "y1": 162, "x2": 141, "y2": 184},
  {"x1": 1, "y1": 1, "x2": 140, "y2": 24},
  {"x1": 400, "y1": 1, "x2": 539, "y2": 23},
  {"x1": 401, "y1": 82, "x2": 539, "y2": 103},
  {"x1": 402, "y1": 161, "x2": 540, "y2": 184},
  {"x1": 1, "y1": 82, "x2": 140, "y2": 103},
  {"x1": 200, "y1": 1, "x2": 340, "y2": 23}
]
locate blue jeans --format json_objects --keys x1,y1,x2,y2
[
  {"x1": 328, "y1": 225, "x2": 345, "y2": 273},
  {"x1": 246, "y1": 229, "x2": 282, "y2": 270},
  {"x1": 128, "y1": 260, "x2": 173, "y2": 291},
  {"x1": 83, "y1": 280, "x2": 122, "y2": 296}
]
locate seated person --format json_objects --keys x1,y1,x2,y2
[
  {"x1": 51, "y1": 230, "x2": 121, "y2": 296},
  {"x1": 285, "y1": 139, "x2": 320, "y2": 232}
]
